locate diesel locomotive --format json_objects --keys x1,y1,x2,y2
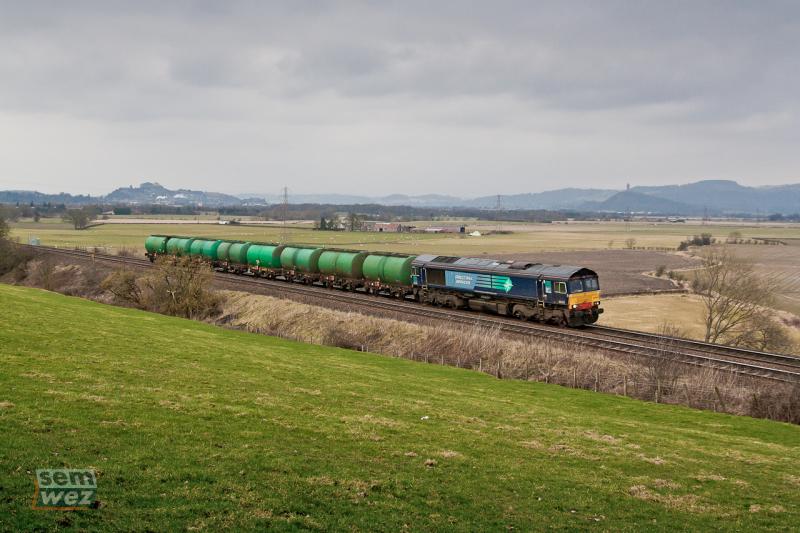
[{"x1": 145, "y1": 234, "x2": 602, "y2": 326}]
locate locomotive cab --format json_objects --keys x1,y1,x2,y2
[{"x1": 565, "y1": 271, "x2": 602, "y2": 325}]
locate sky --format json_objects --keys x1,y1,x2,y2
[{"x1": 0, "y1": 1, "x2": 798, "y2": 197}]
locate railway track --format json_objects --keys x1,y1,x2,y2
[{"x1": 26, "y1": 245, "x2": 800, "y2": 383}]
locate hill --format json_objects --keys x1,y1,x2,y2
[
  {"x1": 630, "y1": 180, "x2": 800, "y2": 215},
  {"x1": 105, "y1": 182, "x2": 243, "y2": 206},
  {"x1": 0, "y1": 182, "x2": 243, "y2": 208},
  {"x1": 583, "y1": 190, "x2": 702, "y2": 215},
  {"x1": 1, "y1": 284, "x2": 799, "y2": 530},
  {"x1": 469, "y1": 188, "x2": 617, "y2": 209},
  {"x1": 3, "y1": 179, "x2": 800, "y2": 214}
]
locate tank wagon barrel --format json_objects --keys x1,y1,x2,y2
[
  {"x1": 246, "y1": 244, "x2": 285, "y2": 269},
  {"x1": 202, "y1": 240, "x2": 224, "y2": 260},
  {"x1": 363, "y1": 253, "x2": 414, "y2": 286},
  {"x1": 318, "y1": 250, "x2": 369, "y2": 279},
  {"x1": 280, "y1": 246, "x2": 324, "y2": 273},
  {"x1": 144, "y1": 235, "x2": 170, "y2": 255},
  {"x1": 227, "y1": 242, "x2": 252, "y2": 265}
]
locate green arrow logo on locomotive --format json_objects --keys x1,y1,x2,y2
[
  {"x1": 474, "y1": 274, "x2": 514, "y2": 292},
  {"x1": 490, "y1": 275, "x2": 513, "y2": 292},
  {"x1": 502, "y1": 277, "x2": 513, "y2": 292}
]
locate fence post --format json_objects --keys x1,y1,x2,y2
[
  {"x1": 572, "y1": 368, "x2": 577, "y2": 388},
  {"x1": 655, "y1": 380, "x2": 661, "y2": 403},
  {"x1": 714, "y1": 386, "x2": 727, "y2": 412},
  {"x1": 684, "y1": 383, "x2": 691, "y2": 405},
  {"x1": 594, "y1": 372, "x2": 599, "y2": 392},
  {"x1": 479, "y1": 358, "x2": 482, "y2": 372},
  {"x1": 623, "y1": 375, "x2": 628, "y2": 397}
]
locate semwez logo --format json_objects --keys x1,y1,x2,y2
[{"x1": 33, "y1": 469, "x2": 97, "y2": 510}]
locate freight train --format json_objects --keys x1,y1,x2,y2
[{"x1": 145, "y1": 234, "x2": 603, "y2": 327}]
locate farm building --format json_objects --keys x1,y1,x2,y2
[
  {"x1": 367, "y1": 222, "x2": 413, "y2": 232},
  {"x1": 418, "y1": 225, "x2": 466, "y2": 234}
]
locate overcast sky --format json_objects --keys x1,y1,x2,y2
[{"x1": 0, "y1": 1, "x2": 798, "y2": 197}]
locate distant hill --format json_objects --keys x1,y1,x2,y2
[
  {"x1": 105, "y1": 182, "x2": 243, "y2": 207},
  {"x1": 257, "y1": 193, "x2": 465, "y2": 207},
  {"x1": 468, "y1": 188, "x2": 617, "y2": 209},
  {"x1": 582, "y1": 190, "x2": 701, "y2": 215},
  {"x1": 0, "y1": 182, "x2": 245, "y2": 207},
  {"x1": 628, "y1": 180, "x2": 800, "y2": 214},
  {"x1": 2, "y1": 179, "x2": 799, "y2": 214},
  {"x1": 0, "y1": 190, "x2": 97, "y2": 205}
]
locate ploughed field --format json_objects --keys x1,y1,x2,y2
[
  {"x1": 728, "y1": 243, "x2": 800, "y2": 316},
  {"x1": 2, "y1": 285, "x2": 800, "y2": 531},
  {"x1": 495, "y1": 249, "x2": 698, "y2": 295}
]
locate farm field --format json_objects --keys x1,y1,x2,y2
[
  {"x1": 9, "y1": 221, "x2": 443, "y2": 254},
  {"x1": 727, "y1": 243, "x2": 800, "y2": 316},
  {"x1": 600, "y1": 294, "x2": 800, "y2": 351},
  {"x1": 495, "y1": 249, "x2": 698, "y2": 295},
  {"x1": 10, "y1": 219, "x2": 800, "y2": 257},
  {"x1": 601, "y1": 294, "x2": 710, "y2": 340},
  {"x1": 2, "y1": 284, "x2": 800, "y2": 531}
]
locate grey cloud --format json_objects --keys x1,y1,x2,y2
[{"x1": 0, "y1": 1, "x2": 798, "y2": 195}]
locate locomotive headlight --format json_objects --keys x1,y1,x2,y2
[{"x1": 571, "y1": 304, "x2": 578, "y2": 309}]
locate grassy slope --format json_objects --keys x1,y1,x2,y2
[{"x1": 1, "y1": 285, "x2": 799, "y2": 531}]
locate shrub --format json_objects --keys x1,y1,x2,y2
[
  {"x1": 101, "y1": 269, "x2": 143, "y2": 307},
  {"x1": 101, "y1": 257, "x2": 221, "y2": 319},
  {"x1": 0, "y1": 217, "x2": 34, "y2": 277},
  {"x1": 750, "y1": 385, "x2": 800, "y2": 424}
]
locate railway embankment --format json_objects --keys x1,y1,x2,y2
[{"x1": 3, "y1": 244, "x2": 799, "y2": 424}]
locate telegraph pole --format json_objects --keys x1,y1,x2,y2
[
  {"x1": 495, "y1": 194, "x2": 503, "y2": 233},
  {"x1": 280, "y1": 186, "x2": 289, "y2": 243}
]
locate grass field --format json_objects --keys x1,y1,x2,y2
[
  {"x1": 1, "y1": 284, "x2": 799, "y2": 531},
  {"x1": 601, "y1": 294, "x2": 709, "y2": 339},
  {"x1": 10, "y1": 218, "x2": 800, "y2": 256},
  {"x1": 602, "y1": 294, "x2": 800, "y2": 350}
]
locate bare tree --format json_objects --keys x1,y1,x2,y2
[
  {"x1": 0, "y1": 216, "x2": 34, "y2": 276},
  {"x1": 63, "y1": 209, "x2": 90, "y2": 230},
  {"x1": 101, "y1": 269, "x2": 144, "y2": 307},
  {"x1": 100, "y1": 257, "x2": 220, "y2": 318},
  {"x1": 624, "y1": 237, "x2": 637, "y2": 249},
  {"x1": 141, "y1": 256, "x2": 221, "y2": 319},
  {"x1": 693, "y1": 247, "x2": 779, "y2": 346},
  {"x1": 641, "y1": 323, "x2": 685, "y2": 401},
  {"x1": 346, "y1": 212, "x2": 363, "y2": 232},
  {"x1": 725, "y1": 311, "x2": 794, "y2": 353}
]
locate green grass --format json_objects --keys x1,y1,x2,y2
[
  {"x1": 9, "y1": 221, "x2": 446, "y2": 255},
  {"x1": 1, "y1": 284, "x2": 799, "y2": 531}
]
